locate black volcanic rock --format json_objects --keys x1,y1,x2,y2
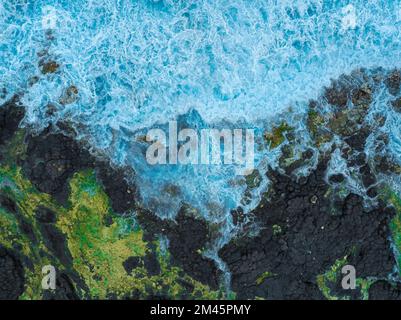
[
  {"x1": 21, "y1": 125, "x2": 138, "y2": 213},
  {"x1": 329, "y1": 174, "x2": 345, "y2": 184},
  {"x1": 143, "y1": 252, "x2": 161, "y2": 276},
  {"x1": 136, "y1": 207, "x2": 222, "y2": 290},
  {"x1": 39, "y1": 223, "x2": 72, "y2": 267},
  {"x1": 368, "y1": 280, "x2": 401, "y2": 300},
  {"x1": 166, "y1": 210, "x2": 221, "y2": 289},
  {"x1": 42, "y1": 272, "x2": 79, "y2": 300},
  {"x1": 123, "y1": 256, "x2": 141, "y2": 275},
  {"x1": 95, "y1": 161, "x2": 137, "y2": 214},
  {"x1": 0, "y1": 96, "x2": 24, "y2": 146},
  {"x1": 391, "y1": 97, "x2": 401, "y2": 112},
  {"x1": 219, "y1": 157, "x2": 396, "y2": 299},
  {"x1": 22, "y1": 129, "x2": 94, "y2": 204},
  {"x1": 0, "y1": 194, "x2": 18, "y2": 214},
  {"x1": 344, "y1": 127, "x2": 370, "y2": 152},
  {"x1": 1, "y1": 69, "x2": 401, "y2": 299},
  {"x1": 35, "y1": 206, "x2": 57, "y2": 224},
  {"x1": 0, "y1": 245, "x2": 25, "y2": 300},
  {"x1": 324, "y1": 83, "x2": 349, "y2": 108}
]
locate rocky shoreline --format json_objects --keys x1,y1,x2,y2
[
  {"x1": 0, "y1": 96, "x2": 222, "y2": 299},
  {"x1": 1, "y1": 68, "x2": 401, "y2": 299}
]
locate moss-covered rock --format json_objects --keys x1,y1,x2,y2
[{"x1": 264, "y1": 122, "x2": 293, "y2": 149}]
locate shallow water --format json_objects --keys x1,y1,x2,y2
[{"x1": 1, "y1": 0, "x2": 401, "y2": 235}]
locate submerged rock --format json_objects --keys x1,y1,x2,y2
[
  {"x1": 59, "y1": 85, "x2": 79, "y2": 105},
  {"x1": 385, "y1": 69, "x2": 401, "y2": 96},
  {"x1": 391, "y1": 97, "x2": 401, "y2": 113},
  {"x1": 217, "y1": 69, "x2": 401, "y2": 299},
  {"x1": 264, "y1": 122, "x2": 293, "y2": 149},
  {"x1": 39, "y1": 60, "x2": 60, "y2": 75}
]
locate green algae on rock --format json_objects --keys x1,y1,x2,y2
[
  {"x1": 316, "y1": 256, "x2": 374, "y2": 300},
  {"x1": 381, "y1": 188, "x2": 401, "y2": 275},
  {"x1": 0, "y1": 164, "x2": 222, "y2": 299},
  {"x1": 0, "y1": 99, "x2": 221, "y2": 300},
  {"x1": 264, "y1": 122, "x2": 293, "y2": 150}
]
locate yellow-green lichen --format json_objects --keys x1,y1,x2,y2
[
  {"x1": 0, "y1": 166, "x2": 60, "y2": 299},
  {"x1": 0, "y1": 165, "x2": 222, "y2": 299},
  {"x1": 316, "y1": 256, "x2": 349, "y2": 300},
  {"x1": 0, "y1": 118, "x2": 229, "y2": 302},
  {"x1": 307, "y1": 110, "x2": 325, "y2": 136},
  {"x1": 57, "y1": 170, "x2": 148, "y2": 298},
  {"x1": 256, "y1": 271, "x2": 277, "y2": 285},
  {"x1": 272, "y1": 224, "x2": 282, "y2": 235}
]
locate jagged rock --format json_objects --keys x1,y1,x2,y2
[
  {"x1": 369, "y1": 280, "x2": 401, "y2": 300},
  {"x1": 219, "y1": 157, "x2": 396, "y2": 299},
  {"x1": 329, "y1": 174, "x2": 345, "y2": 184},
  {"x1": 0, "y1": 96, "x2": 24, "y2": 146},
  {"x1": 136, "y1": 207, "x2": 221, "y2": 290},
  {"x1": 324, "y1": 83, "x2": 349, "y2": 108},
  {"x1": 0, "y1": 245, "x2": 25, "y2": 300},
  {"x1": 39, "y1": 60, "x2": 60, "y2": 74},
  {"x1": 42, "y1": 272, "x2": 79, "y2": 300},
  {"x1": 22, "y1": 127, "x2": 138, "y2": 213},
  {"x1": 351, "y1": 84, "x2": 372, "y2": 108},
  {"x1": 39, "y1": 223, "x2": 72, "y2": 267},
  {"x1": 59, "y1": 86, "x2": 79, "y2": 105},
  {"x1": 385, "y1": 69, "x2": 401, "y2": 96},
  {"x1": 95, "y1": 162, "x2": 137, "y2": 214},
  {"x1": 123, "y1": 257, "x2": 142, "y2": 275},
  {"x1": 35, "y1": 206, "x2": 57, "y2": 224},
  {"x1": 143, "y1": 252, "x2": 161, "y2": 276},
  {"x1": 22, "y1": 129, "x2": 94, "y2": 204}
]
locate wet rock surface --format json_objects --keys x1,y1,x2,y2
[
  {"x1": 385, "y1": 69, "x2": 401, "y2": 96},
  {"x1": 218, "y1": 68, "x2": 401, "y2": 299},
  {"x1": 1, "y1": 98, "x2": 221, "y2": 298},
  {"x1": 95, "y1": 162, "x2": 138, "y2": 214}
]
